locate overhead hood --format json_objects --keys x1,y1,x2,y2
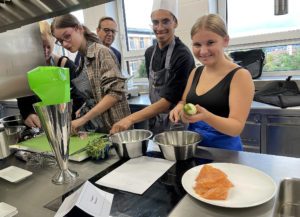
[{"x1": 0, "y1": 0, "x2": 114, "y2": 33}]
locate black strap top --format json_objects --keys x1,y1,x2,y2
[{"x1": 186, "y1": 66, "x2": 242, "y2": 118}]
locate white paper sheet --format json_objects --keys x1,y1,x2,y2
[
  {"x1": 95, "y1": 156, "x2": 175, "y2": 195},
  {"x1": 0, "y1": 166, "x2": 32, "y2": 183},
  {"x1": 0, "y1": 202, "x2": 18, "y2": 217},
  {"x1": 55, "y1": 181, "x2": 113, "y2": 217}
]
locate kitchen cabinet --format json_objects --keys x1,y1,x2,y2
[
  {"x1": 241, "y1": 106, "x2": 300, "y2": 157},
  {"x1": 265, "y1": 116, "x2": 300, "y2": 157},
  {"x1": 240, "y1": 113, "x2": 261, "y2": 153}
]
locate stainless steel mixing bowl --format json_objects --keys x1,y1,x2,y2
[
  {"x1": 153, "y1": 130, "x2": 202, "y2": 161},
  {"x1": 110, "y1": 129, "x2": 153, "y2": 158}
]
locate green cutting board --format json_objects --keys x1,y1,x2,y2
[{"x1": 18, "y1": 133, "x2": 105, "y2": 155}]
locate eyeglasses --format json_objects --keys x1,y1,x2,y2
[
  {"x1": 151, "y1": 18, "x2": 173, "y2": 29},
  {"x1": 101, "y1": 28, "x2": 118, "y2": 34},
  {"x1": 55, "y1": 28, "x2": 75, "y2": 46}
]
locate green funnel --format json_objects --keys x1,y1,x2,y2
[{"x1": 27, "y1": 66, "x2": 70, "y2": 105}]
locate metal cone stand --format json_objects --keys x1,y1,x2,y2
[{"x1": 33, "y1": 102, "x2": 78, "y2": 184}]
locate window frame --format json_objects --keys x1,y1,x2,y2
[
  {"x1": 117, "y1": 0, "x2": 300, "y2": 79},
  {"x1": 218, "y1": 0, "x2": 300, "y2": 50},
  {"x1": 217, "y1": 0, "x2": 300, "y2": 77},
  {"x1": 140, "y1": 37, "x2": 145, "y2": 49},
  {"x1": 116, "y1": 0, "x2": 149, "y2": 61},
  {"x1": 116, "y1": 0, "x2": 152, "y2": 83}
]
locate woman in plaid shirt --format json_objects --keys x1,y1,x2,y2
[{"x1": 51, "y1": 14, "x2": 131, "y2": 134}]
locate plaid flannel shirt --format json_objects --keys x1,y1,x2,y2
[{"x1": 85, "y1": 41, "x2": 131, "y2": 131}]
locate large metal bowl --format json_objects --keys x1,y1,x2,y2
[
  {"x1": 153, "y1": 131, "x2": 202, "y2": 161},
  {"x1": 110, "y1": 129, "x2": 153, "y2": 159},
  {"x1": 0, "y1": 115, "x2": 24, "y2": 128}
]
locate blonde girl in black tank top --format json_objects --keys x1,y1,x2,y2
[{"x1": 169, "y1": 14, "x2": 255, "y2": 151}]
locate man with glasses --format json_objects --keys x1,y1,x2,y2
[
  {"x1": 111, "y1": 0, "x2": 195, "y2": 134},
  {"x1": 96, "y1": 16, "x2": 121, "y2": 65}
]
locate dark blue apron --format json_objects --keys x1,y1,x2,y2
[
  {"x1": 188, "y1": 121, "x2": 243, "y2": 151},
  {"x1": 148, "y1": 38, "x2": 175, "y2": 135}
]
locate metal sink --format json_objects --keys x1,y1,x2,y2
[{"x1": 273, "y1": 178, "x2": 300, "y2": 217}]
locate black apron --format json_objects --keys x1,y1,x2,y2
[
  {"x1": 148, "y1": 38, "x2": 175, "y2": 134},
  {"x1": 71, "y1": 58, "x2": 105, "y2": 132}
]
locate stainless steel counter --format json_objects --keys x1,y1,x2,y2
[
  {"x1": 2, "y1": 147, "x2": 300, "y2": 216},
  {"x1": 169, "y1": 147, "x2": 300, "y2": 217},
  {"x1": 128, "y1": 94, "x2": 300, "y2": 112},
  {"x1": 0, "y1": 154, "x2": 119, "y2": 217}
]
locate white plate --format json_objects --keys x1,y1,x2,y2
[
  {"x1": 181, "y1": 163, "x2": 277, "y2": 208},
  {"x1": 0, "y1": 166, "x2": 33, "y2": 183}
]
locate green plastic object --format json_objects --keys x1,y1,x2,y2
[
  {"x1": 27, "y1": 66, "x2": 70, "y2": 105},
  {"x1": 18, "y1": 133, "x2": 104, "y2": 155}
]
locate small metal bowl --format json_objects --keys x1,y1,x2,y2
[
  {"x1": 110, "y1": 129, "x2": 153, "y2": 159},
  {"x1": 4, "y1": 125, "x2": 26, "y2": 145},
  {"x1": 0, "y1": 127, "x2": 11, "y2": 159},
  {"x1": 0, "y1": 115, "x2": 24, "y2": 128},
  {"x1": 153, "y1": 131, "x2": 202, "y2": 161}
]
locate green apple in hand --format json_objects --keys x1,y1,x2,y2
[{"x1": 183, "y1": 103, "x2": 197, "y2": 115}]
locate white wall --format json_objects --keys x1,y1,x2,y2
[
  {"x1": 177, "y1": 0, "x2": 209, "y2": 49},
  {"x1": 177, "y1": 0, "x2": 209, "y2": 64},
  {"x1": 83, "y1": 1, "x2": 121, "y2": 52}
]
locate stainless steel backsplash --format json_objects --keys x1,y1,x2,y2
[{"x1": 0, "y1": 22, "x2": 46, "y2": 100}]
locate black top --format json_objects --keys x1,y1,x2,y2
[
  {"x1": 74, "y1": 52, "x2": 82, "y2": 67},
  {"x1": 145, "y1": 37, "x2": 195, "y2": 104},
  {"x1": 17, "y1": 57, "x2": 84, "y2": 120},
  {"x1": 186, "y1": 66, "x2": 241, "y2": 118},
  {"x1": 110, "y1": 46, "x2": 121, "y2": 66},
  {"x1": 17, "y1": 95, "x2": 40, "y2": 120}
]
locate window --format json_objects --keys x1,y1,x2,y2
[
  {"x1": 122, "y1": 0, "x2": 154, "y2": 51},
  {"x1": 140, "y1": 38, "x2": 145, "y2": 49},
  {"x1": 128, "y1": 59, "x2": 146, "y2": 78},
  {"x1": 129, "y1": 37, "x2": 136, "y2": 50},
  {"x1": 129, "y1": 60, "x2": 137, "y2": 72},
  {"x1": 221, "y1": 0, "x2": 300, "y2": 76},
  {"x1": 117, "y1": 0, "x2": 155, "y2": 82},
  {"x1": 225, "y1": 0, "x2": 300, "y2": 48},
  {"x1": 263, "y1": 45, "x2": 300, "y2": 75}
]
